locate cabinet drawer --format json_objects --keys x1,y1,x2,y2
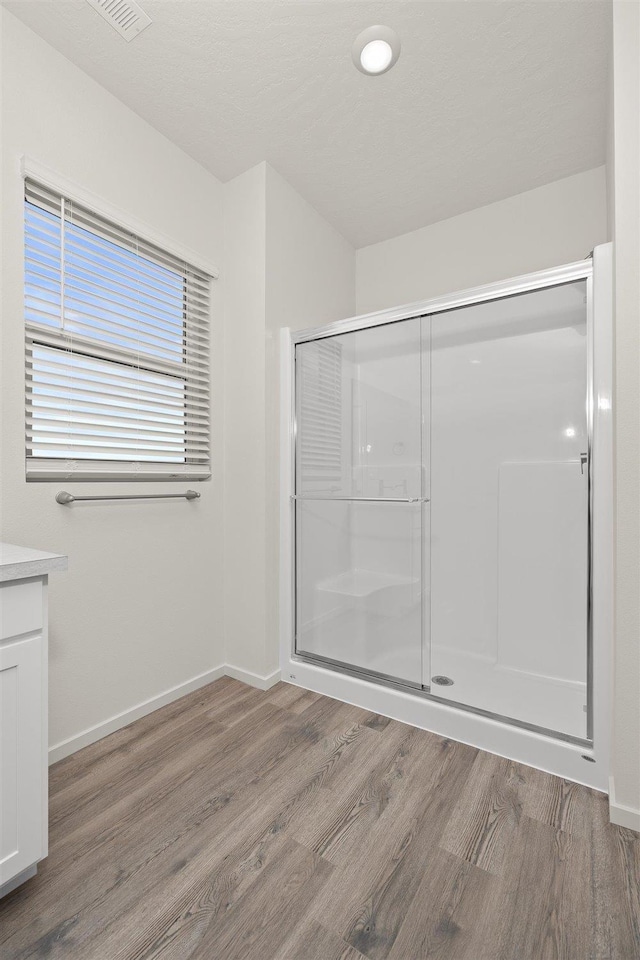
[{"x1": 0, "y1": 580, "x2": 43, "y2": 641}]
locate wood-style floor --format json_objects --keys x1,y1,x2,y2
[{"x1": 1, "y1": 678, "x2": 639, "y2": 960}]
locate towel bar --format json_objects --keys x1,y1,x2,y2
[{"x1": 55, "y1": 490, "x2": 200, "y2": 504}]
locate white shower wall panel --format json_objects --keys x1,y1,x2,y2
[{"x1": 429, "y1": 282, "x2": 588, "y2": 737}]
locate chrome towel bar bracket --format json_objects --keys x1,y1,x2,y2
[{"x1": 56, "y1": 490, "x2": 201, "y2": 505}]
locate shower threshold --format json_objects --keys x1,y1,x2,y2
[{"x1": 292, "y1": 649, "x2": 594, "y2": 750}]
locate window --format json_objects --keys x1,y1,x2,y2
[{"x1": 24, "y1": 178, "x2": 212, "y2": 480}]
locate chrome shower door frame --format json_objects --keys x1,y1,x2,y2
[{"x1": 280, "y1": 246, "x2": 613, "y2": 791}]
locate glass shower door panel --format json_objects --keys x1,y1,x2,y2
[
  {"x1": 295, "y1": 316, "x2": 426, "y2": 686},
  {"x1": 429, "y1": 282, "x2": 589, "y2": 739},
  {"x1": 295, "y1": 319, "x2": 423, "y2": 499},
  {"x1": 296, "y1": 500, "x2": 423, "y2": 685}
]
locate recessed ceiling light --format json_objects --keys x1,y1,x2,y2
[{"x1": 352, "y1": 26, "x2": 401, "y2": 76}]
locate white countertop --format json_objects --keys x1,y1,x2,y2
[{"x1": 0, "y1": 543, "x2": 68, "y2": 583}]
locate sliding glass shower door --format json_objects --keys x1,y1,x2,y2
[
  {"x1": 294, "y1": 279, "x2": 589, "y2": 740},
  {"x1": 429, "y1": 282, "x2": 589, "y2": 738},
  {"x1": 294, "y1": 319, "x2": 427, "y2": 686}
]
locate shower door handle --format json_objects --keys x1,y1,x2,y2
[
  {"x1": 290, "y1": 495, "x2": 430, "y2": 503},
  {"x1": 580, "y1": 452, "x2": 588, "y2": 475}
]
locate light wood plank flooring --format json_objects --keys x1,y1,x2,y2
[{"x1": 1, "y1": 677, "x2": 638, "y2": 959}]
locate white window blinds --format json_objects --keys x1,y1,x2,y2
[
  {"x1": 297, "y1": 338, "x2": 343, "y2": 486},
  {"x1": 24, "y1": 178, "x2": 212, "y2": 480}
]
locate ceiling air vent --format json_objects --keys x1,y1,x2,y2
[{"x1": 84, "y1": 0, "x2": 151, "y2": 42}]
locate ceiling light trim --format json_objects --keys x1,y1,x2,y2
[{"x1": 352, "y1": 25, "x2": 401, "y2": 76}]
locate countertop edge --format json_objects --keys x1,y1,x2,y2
[{"x1": 0, "y1": 554, "x2": 68, "y2": 583}]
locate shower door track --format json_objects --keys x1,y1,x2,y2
[
  {"x1": 292, "y1": 649, "x2": 593, "y2": 749},
  {"x1": 291, "y1": 495, "x2": 430, "y2": 503}
]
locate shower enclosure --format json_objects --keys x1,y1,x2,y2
[{"x1": 283, "y1": 251, "x2": 612, "y2": 785}]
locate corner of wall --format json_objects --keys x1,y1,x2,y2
[
  {"x1": 605, "y1": 35, "x2": 615, "y2": 242},
  {"x1": 221, "y1": 163, "x2": 356, "y2": 682},
  {"x1": 262, "y1": 165, "x2": 356, "y2": 679},
  {"x1": 610, "y1": 0, "x2": 640, "y2": 823},
  {"x1": 609, "y1": 775, "x2": 640, "y2": 832},
  {"x1": 221, "y1": 161, "x2": 269, "y2": 678},
  {"x1": 355, "y1": 167, "x2": 610, "y2": 315}
]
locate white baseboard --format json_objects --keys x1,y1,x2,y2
[
  {"x1": 48, "y1": 663, "x2": 281, "y2": 765},
  {"x1": 609, "y1": 775, "x2": 640, "y2": 832},
  {"x1": 224, "y1": 664, "x2": 281, "y2": 691},
  {"x1": 49, "y1": 665, "x2": 227, "y2": 764}
]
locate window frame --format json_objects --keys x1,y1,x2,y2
[{"x1": 22, "y1": 159, "x2": 217, "y2": 482}]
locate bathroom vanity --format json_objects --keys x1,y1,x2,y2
[{"x1": 0, "y1": 543, "x2": 67, "y2": 897}]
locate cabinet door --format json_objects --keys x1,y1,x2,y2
[{"x1": 0, "y1": 635, "x2": 43, "y2": 887}]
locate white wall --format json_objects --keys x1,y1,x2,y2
[
  {"x1": 0, "y1": 10, "x2": 355, "y2": 748},
  {"x1": 222, "y1": 163, "x2": 269, "y2": 678},
  {"x1": 264, "y1": 164, "x2": 355, "y2": 673},
  {"x1": 3, "y1": 7, "x2": 631, "y2": 806},
  {"x1": 265, "y1": 165, "x2": 356, "y2": 333},
  {"x1": 221, "y1": 162, "x2": 355, "y2": 679},
  {"x1": 610, "y1": 0, "x2": 640, "y2": 828},
  {"x1": 0, "y1": 10, "x2": 226, "y2": 752},
  {"x1": 356, "y1": 167, "x2": 609, "y2": 314}
]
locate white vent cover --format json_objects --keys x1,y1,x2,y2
[{"x1": 85, "y1": 0, "x2": 151, "y2": 42}]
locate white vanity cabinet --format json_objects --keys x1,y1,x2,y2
[{"x1": 0, "y1": 544, "x2": 67, "y2": 898}]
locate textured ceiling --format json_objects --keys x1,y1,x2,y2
[{"x1": 2, "y1": 0, "x2": 611, "y2": 247}]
